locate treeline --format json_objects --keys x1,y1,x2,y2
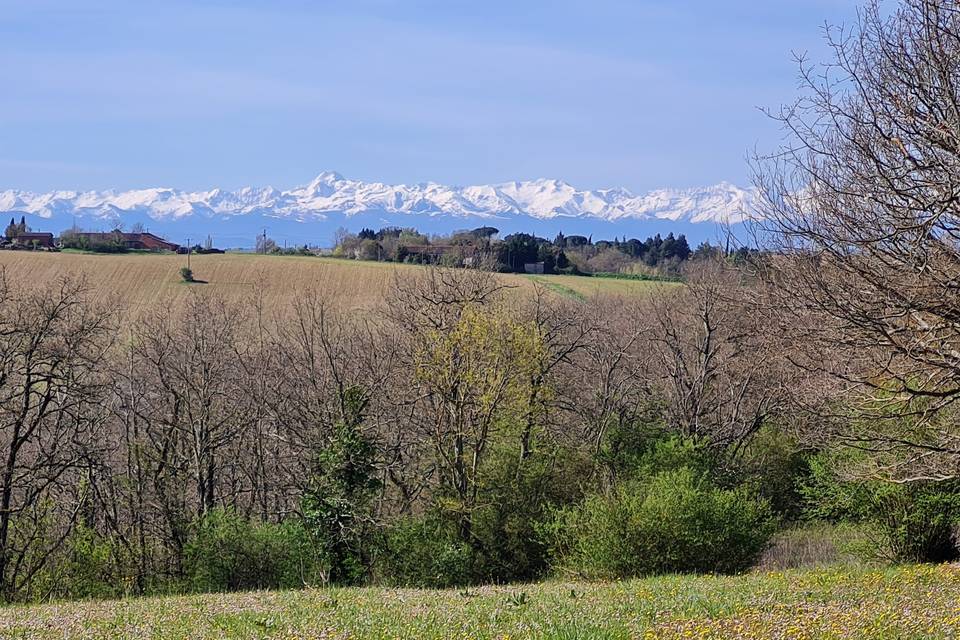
[
  {"x1": 332, "y1": 225, "x2": 725, "y2": 276},
  {"x1": 2, "y1": 260, "x2": 958, "y2": 603}
]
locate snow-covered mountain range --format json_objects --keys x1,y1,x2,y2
[{"x1": 0, "y1": 172, "x2": 756, "y2": 247}]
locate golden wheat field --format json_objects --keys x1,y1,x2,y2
[{"x1": 0, "y1": 251, "x2": 664, "y2": 313}]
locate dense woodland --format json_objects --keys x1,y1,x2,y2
[{"x1": 3, "y1": 0, "x2": 960, "y2": 605}]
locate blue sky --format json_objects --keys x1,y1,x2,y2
[{"x1": 2, "y1": 1, "x2": 858, "y2": 193}]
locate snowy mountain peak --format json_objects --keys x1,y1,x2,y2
[
  {"x1": 0, "y1": 173, "x2": 757, "y2": 246},
  {"x1": 308, "y1": 171, "x2": 344, "y2": 187}
]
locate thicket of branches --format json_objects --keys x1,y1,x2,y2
[
  {"x1": 755, "y1": 0, "x2": 960, "y2": 481},
  {"x1": 0, "y1": 262, "x2": 792, "y2": 601}
]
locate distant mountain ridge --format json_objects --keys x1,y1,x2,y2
[{"x1": 0, "y1": 173, "x2": 757, "y2": 247}]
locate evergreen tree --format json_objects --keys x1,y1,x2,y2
[
  {"x1": 624, "y1": 238, "x2": 643, "y2": 258},
  {"x1": 661, "y1": 233, "x2": 677, "y2": 259},
  {"x1": 497, "y1": 233, "x2": 542, "y2": 272},
  {"x1": 693, "y1": 241, "x2": 720, "y2": 261},
  {"x1": 674, "y1": 234, "x2": 691, "y2": 261},
  {"x1": 301, "y1": 386, "x2": 381, "y2": 584}
]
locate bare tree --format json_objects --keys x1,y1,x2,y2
[
  {"x1": 755, "y1": 0, "x2": 960, "y2": 479},
  {"x1": 268, "y1": 294, "x2": 395, "y2": 512},
  {"x1": 563, "y1": 296, "x2": 650, "y2": 460},
  {"x1": 641, "y1": 263, "x2": 787, "y2": 454},
  {"x1": 0, "y1": 273, "x2": 115, "y2": 599},
  {"x1": 129, "y1": 296, "x2": 251, "y2": 526},
  {"x1": 513, "y1": 285, "x2": 595, "y2": 462}
]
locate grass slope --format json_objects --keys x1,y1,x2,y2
[
  {"x1": 0, "y1": 252, "x2": 663, "y2": 313},
  {"x1": 2, "y1": 565, "x2": 959, "y2": 639}
]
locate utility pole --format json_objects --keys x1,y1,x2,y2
[{"x1": 186, "y1": 237, "x2": 191, "y2": 270}]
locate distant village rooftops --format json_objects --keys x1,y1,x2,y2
[
  {"x1": 2, "y1": 219, "x2": 182, "y2": 253},
  {"x1": 2, "y1": 217, "x2": 56, "y2": 250},
  {"x1": 11, "y1": 232, "x2": 55, "y2": 248},
  {"x1": 68, "y1": 230, "x2": 180, "y2": 252}
]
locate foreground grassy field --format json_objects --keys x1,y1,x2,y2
[
  {"x1": 2, "y1": 564, "x2": 959, "y2": 639},
  {"x1": 0, "y1": 251, "x2": 662, "y2": 311}
]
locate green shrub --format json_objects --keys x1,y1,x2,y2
[
  {"x1": 594, "y1": 409, "x2": 667, "y2": 483},
  {"x1": 802, "y1": 455, "x2": 960, "y2": 563},
  {"x1": 873, "y1": 485, "x2": 960, "y2": 562},
  {"x1": 375, "y1": 441, "x2": 590, "y2": 588},
  {"x1": 635, "y1": 436, "x2": 717, "y2": 478},
  {"x1": 543, "y1": 467, "x2": 775, "y2": 579},
  {"x1": 56, "y1": 526, "x2": 130, "y2": 599},
  {"x1": 733, "y1": 425, "x2": 811, "y2": 521},
  {"x1": 179, "y1": 267, "x2": 194, "y2": 282},
  {"x1": 598, "y1": 432, "x2": 721, "y2": 491},
  {"x1": 26, "y1": 525, "x2": 137, "y2": 602},
  {"x1": 375, "y1": 515, "x2": 474, "y2": 588},
  {"x1": 466, "y1": 445, "x2": 591, "y2": 584},
  {"x1": 183, "y1": 510, "x2": 320, "y2": 592}
]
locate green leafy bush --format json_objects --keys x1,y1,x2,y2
[
  {"x1": 466, "y1": 445, "x2": 591, "y2": 584},
  {"x1": 873, "y1": 486, "x2": 960, "y2": 562},
  {"x1": 179, "y1": 267, "x2": 194, "y2": 282},
  {"x1": 375, "y1": 515, "x2": 474, "y2": 588},
  {"x1": 543, "y1": 467, "x2": 776, "y2": 578},
  {"x1": 802, "y1": 455, "x2": 960, "y2": 563},
  {"x1": 375, "y1": 439, "x2": 590, "y2": 588},
  {"x1": 28, "y1": 526, "x2": 137, "y2": 602},
  {"x1": 183, "y1": 510, "x2": 320, "y2": 592},
  {"x1": 733, "y1": 426, "x2": 812, "y2": 521}
]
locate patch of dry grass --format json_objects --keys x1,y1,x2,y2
[{"x1": 755, "y1": 524, "x2": 871, "y2": 571}]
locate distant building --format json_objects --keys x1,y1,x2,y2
[
  {"x1": 402, "y1": 244, "x2": 450, "y2": 257},
  {"x1": 12, "y1": 232, "x2": 54, "y2": 248},
  {"x1": 523, "y1": 262, "x2": 545, "y2": 274},
  {"x1": 72, "y1": 230, "x2": 179, "y2": 252}
]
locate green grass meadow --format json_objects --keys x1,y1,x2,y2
[{"x1": 3, "y1": 564, "x2": 959, "y2": 639}]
